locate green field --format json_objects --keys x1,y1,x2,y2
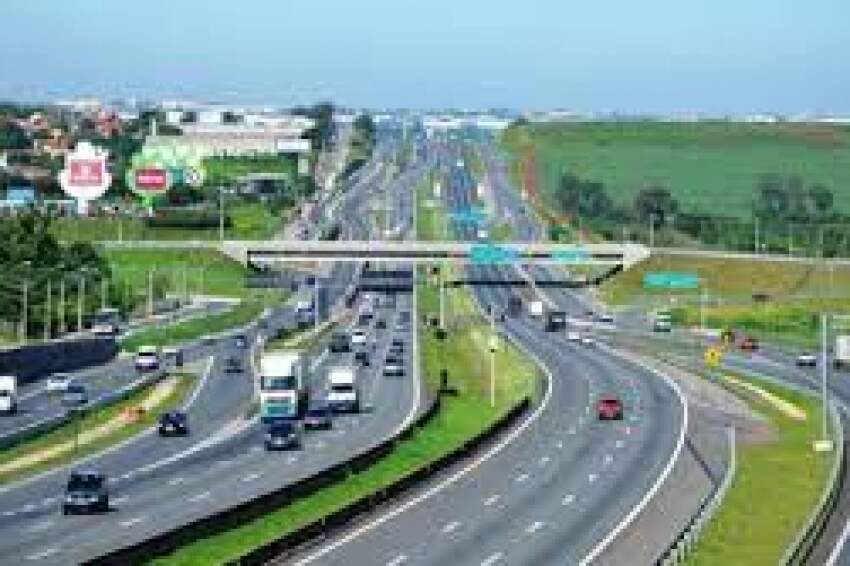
[
  {"x1": 203, "y1": 155, "x2": 298, "y2": 184},
  {"x1": 503, "y1": 122, "x2": 850, "y2": 218},
  {"x1": 687, "y1": 374, "x2": 832, "y2": 565}
]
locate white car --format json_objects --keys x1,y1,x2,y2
[
  {"x1": 567, "y1": 331, "x2": 581, "y2": 343},
  {"x1": 135, "y1": 346, "x2": 161, "y2": 372},
  {"x1": 581, "y1": 336, "x2": 595, "y2": 346},
  {"x1": 351, "y1": 330, "x2": 367, "y2": 346},
  {"x1": 796, "y1": 354, "x2": 817, "y2": 367},
  {"x1": 46, "y1": 374, "x2": 73, "y2": 393}
]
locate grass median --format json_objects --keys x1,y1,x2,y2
[
  {"x1": 151, "y1": 271, "x2": 538, "y2": 565},
  {"x1": 0, "y1": 372, "x2": 197, "y2": 485},
  {"x1": 120, "y1": 300, "x2": 267, "y2": 352},
  {"x1": 686, "y1": 373, "x2": 833, "y2": 565}
]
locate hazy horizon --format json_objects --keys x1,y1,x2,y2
[{"x1": 2, "y1": 0, "x2": 848, "y2": 114}]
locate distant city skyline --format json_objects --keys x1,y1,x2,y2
[{"x1": 2, "y1": 0, "x2": 849, "y2": 114}]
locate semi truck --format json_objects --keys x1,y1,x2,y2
[
  {"x1": 327, "y1": 365, "x2": 359, "y2": 413},
  {"x1": 259, "y1": 351, "x2": 308, "y2": 422},
  {"x1": 0, "y1": 375, "x2": 18, "y2": 415},
  {"x1": 545, "y1": 310, "x2": 567, "y2": 332}
]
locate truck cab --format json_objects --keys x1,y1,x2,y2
[
  {"x1": 327, "y1": 366, "x2": 359, "y2": 413},
  {"x1": 259, "y1": 351, "x2": 308, "y2": 422},
  {"x1": 545, "y1": 311, "x2": 567, "y2": 332},
  {"x1": 0, "y1": 375, "x2": 18, "y2": 415}
]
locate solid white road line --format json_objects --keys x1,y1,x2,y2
[
  {"x1": 826, "y1": 516, "x2": 850, "y2": 565},
  {"x1": 242, "y1": 472, "x2": 262, "y2": 483},
  {"x1": 515, "y1": 473, "x2": 529, "y2": 483},
  {"x1": 188, "y1": 491, "x2": 211, "y2": 502},
  {"x1": 120, "y1": 516, "x2": 144, "y2": 528},
  {"x1": 26, "y1": 547, "x2": 58, "y2": 561},
  {"x1": 442, "y1": 520, "x2": 462, "y2": 534},
  {"x1": 480, "y1": 551, "x2": 504, "y2": 566}
]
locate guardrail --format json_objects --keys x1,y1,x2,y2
[
  {"x1": 87, "y1": 392, "x2": 532, "y2": 565},
  {"x1": 782, "y1": 401, "x2": 846, "y2": 565},
  {"x1": 656, "y1": 426, "x2": 736, "y2": 565}
]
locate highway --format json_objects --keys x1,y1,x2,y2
[
  {"x1": 283, "y1": 139, "x2": 686, "y2": 565},
  {"x1": 0, "y1": 131, "x2": 426, "y2": 565}
]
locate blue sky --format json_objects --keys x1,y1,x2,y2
[{"x1": 2, "y1": 0, "x2": 848, "y2": 112}]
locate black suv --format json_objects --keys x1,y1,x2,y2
[
  {"x1": 225, "y1": 355, "x2": 243, "y2": 373},
  {"x1": 303, "y1": 403, "x2": 333, "y2": 430},
  {"x1": 354, "y1": 350, "x2": 371, "y2": 367},
  {"x1": 63, "y1": 471, "x2": 109, "y2": 514},
  {"x1": 158, "y1": 411, "x2": 189, "y2": 436},
  {"x1": 264, "y1": 421, "x2": 302, "y2": 450}
]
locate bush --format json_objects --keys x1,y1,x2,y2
[{"x1": 145, "y1": 209, "x2": 232, "y2": 229}]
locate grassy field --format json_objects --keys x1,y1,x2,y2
[
  {"x1": 600, "y1": 252, "x2": 850, "y2": 346},
  {"x1": 417, "y1": 179, "x2": 449, "y2": 241},
  {"x1": 203, "y1": 155, "x2": 298, "y2": 185},
  {"x1": 53, "y1": 202, "x2": 281, "y2": 242},
  {"x1": 687, "y1": 374, "x2": 832, "y2": 565},
  {"x1": 0, "y1": 372, "x2": 196, "y2": 485},
  {"x1": 503, "y1": 122, "x2": 850, "y2": 218}
]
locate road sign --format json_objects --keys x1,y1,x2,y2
[
  {"x1": 643, "y1": 272, "x2": 700, "y2": 289},
  {"x1": 704, "y1": 347, "x2": 723, "y2": 368},
  {"x1": 58, "y1": 142, "x2": 112, "y2": 214},
  {"x1": 470, "y1": 244, "x2": 518, "y2": 265},
  {"x1": 551, "y1": 249, "x2": 589, "y2": 264}
]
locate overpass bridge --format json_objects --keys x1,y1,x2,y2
[{"x1": 99, "y1": 240, "x2": 650, "y2": 270}]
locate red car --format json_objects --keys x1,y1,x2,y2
[
  {"x1": 597, "y1": 397, "x2": 624, "y2": 420},
  {"x1": 740, "y1": 337, "x2": 759, "y2": 352}
]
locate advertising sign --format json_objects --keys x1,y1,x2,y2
[
  {"x1": 58, "y1": 142, "x2": 112, "y2": 214},
  {"x1": 134, "y1": 168, "x2": 169, "y2": 191}
]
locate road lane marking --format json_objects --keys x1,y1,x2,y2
[
  {"x1": 603, "y1": 454, "x2": 613, "y2": 466},
  {"x1": 568, "y1": 427, "x2": 576, "y2": 435},
  {"x1": 168, "y1": 476, "x2": 185, "y2": 486},
  {"x1": 481, "y1": 552, "x2": 504, "y2": 566},
  {"x1": 526, "y1": 521, "x2": 544, "y2": 534},
  {"x1": 242, "y1": 472, "x2": 262, "y2": 483},
  {"x1": 441, "y1": 520, "x2": 462, "y2": 534},
  {"x1": 483, "y1": 494, "x2": 501, "y2": 506},
  {"x1": 386, "y1": 555, "x2": 408, "y2": 566},
  {"x1": 41, "y1": 497, "x2": 56, "y2": 505},
  {"x1": 515, "y1": 473, "x2": 529, "y2": 483},
  {"x1": 588, "y1": 473, "x2": 597, "y2": 483},
  {"x1": 562, "y1": 494, "x2": 575, "y2": 506},
  {"x1": 555, "y1": 441, "x2": 563, "y2": 449},
  {"x1": 189, "y1": 490, "x2": 211, "y2": 502},
  {"x1": 22, "y1": 504, "x2": 35, "y2": 512},
  {"x1": 539, "y1": 456, "x2": 550, "y2": 465},
  {"x1": 120, "y1": 516, "x2": 144, "y2": 528},
  {"x1": 26, "y1": 547, "x2": 58, "y2": 561},
  {"x1": 615, "y1": 440, "x2": 624, "y2": 449}
]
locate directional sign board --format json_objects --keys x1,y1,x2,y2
[
  {"x1": 552, "y1": 249, "x2": 589, "y2": 264},
  {"x1": 643, "y1": 272, "x2": 700, "y2": 289},
  {"x1": 704, "y1": 347, "x2": 723, "y2": 368},
  {"x1": 470, "y1": 244, "x2": 518, "y2": 265}
]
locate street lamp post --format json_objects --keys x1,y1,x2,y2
[
  {"x1": 219, "y1": 187, "x2": 225, "y2": 242},
  {"x1": 44, "y1": 280, "x2": 52, "y2": 342},
  {"x1": 147, "y1": 268, "x2": 154, "y2": 318},
  {"x1": 489, "y1": 312, "x2": 498, "y2": 408},
  {"x1": 77, "y1": 272, "x2": 85, "y2": 333},
  {"x1": 59, "y1": 279, "x2": 66, "y2": 335},
  {"x1": 20, "y1": 279, "x2": 28, "y2": 345}
]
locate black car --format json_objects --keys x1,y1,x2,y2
[
  {"x1": 329, "y1": 332, "x2": 350, "y2": 353},
  {"x1": 375, "y1": 318, "x2": 387, "y2": 330},
  {"x1": 61, "y1": 384, "x2": 88, "y2": 407},
  {"x1": 303, "y1": 403, "x2": 333, "y2": 430},
  {"x1": 391, "y1": 338, "x2": 405, "y2": 351},
  {"x1": 158, "y1": 411, "x2": 189, "y2": 436},
  {"x1": 234, "y1": 334, "x2": 248, "y2": 349},
  {"x1": 264, "y1": 422, "x2": 302, "y2": 450},
  {"x1": 354, "y1": 350, "x2": 371, "y2": 367},
  {"x1": 62, "y1": 471, "x2": 109, "y2": 515},
  {"x1": 383, "y1": 355, "x2": 405, "y2": 377},
  {"x1": 225, "y1": 355, "x2": 243, "y2": 373}
]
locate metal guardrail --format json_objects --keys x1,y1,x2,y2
[
  {"x1": 782, "y1": 401, "x2": 846, "y2": 565},
  {"x1": 656, "y1": 426, "x2": 736, "y2": 565}
]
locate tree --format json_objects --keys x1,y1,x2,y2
[
  {"x1": 809, "y1": 183, "x2": 834, "y2": 217},
  {"x1": 634, "y1": 184, "x2": 678, "y2": 225}
]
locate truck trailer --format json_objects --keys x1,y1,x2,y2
[{"x1": 259, "y1": 351, "x2": 308, "y2": 422}]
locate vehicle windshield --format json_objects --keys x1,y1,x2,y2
[
  {"x1": 331, "y1": 384, "x2": 354, "y2": 393},
  {"x1": 262, "y1": 375, "x2": 298, "y2": 390},
  {"x1": 68, "y1": 474, "x2": 103, "y2": 490}
]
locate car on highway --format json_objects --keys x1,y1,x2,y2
[
  {"x1": 264, "y1": 421, "x2": 302, "y2": 451},
  {"x1": 135, "y1": 346, "x2": 160, "y2": 372},
  {"x1": 329, "y1": 331, "x2": 350, "y2": 353},
  {"x1": 581, "y1": 335, "x2": 595, "y2": 346},
  {"x1": 235, "y1": 334, "x2": 248, "y2": 349},
  {"x1": 61, "y1": 383, "x2": 88, "y2": 407},
  {"x1": 567, "y1": 331, "x2": 581, "y2": 343},
  {"x1": 62, "y1": 471, "x2": 109, "y2": 514},
  {"x1": 383, "y1": 355, "x2": 405, "y2": 377},
  {"x1": 351, "y1": 329, "x2": 368, "y2": 346},
  {"x1": 354, "y1": 350, "x2": 371, "y2": 367},
  {"x1": 303, "y1": 402, "x2": 333, "y2": 430},
  {"x1": 46, "y1": 373, "x2": 74, "y2": 393},
  {"x1": 653, "y1": 320, "x2": 672, "y2": 333},
  {"x1": 376, "y1": 318, "x2": 387, "y2": 330},
  {"x1": 597, "y1": 397, "x2": 624, "y2": 420},
  {"x1": 595, "y1": 313, "x2": 615, "y2": 324},
  {"x1": 796, "y1": 353, "x2": 817, "y2": 367},
  {"x1": 740, "y1": 336, "x2": 759, "y2": 352},
  {"x1": 158, "y1": 411, "x2": 189, "y2": 436},
  {"x1": 225, "y1": 355, "x2": 243, "y2": 373}
]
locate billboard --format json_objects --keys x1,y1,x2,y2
[{"x1": 58, "y1": 142, "x2": 112, "y2": 214}]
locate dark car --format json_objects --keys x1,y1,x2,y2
[
  {"x1": 225, "y1": 355, "x2": 243, "y2": 373},
  {"x1": 740, "y1": 337, "x2": 759, "y2": 352},
  {"x1": 264, "y1": 422, "x2": 302, "y2": 451},
  {"x1": 158, "y1": 411, "x2": 189, "y2": 436},
  {"x1": 597, "y1": 397, "x2": 624, "y2": 421},
  {"x1": 61, "y1": 384, "x2": 88, "y2": 407},
  {"x1": 354, "y1": 350, "x2": 371, "y2": 367},
  {"x1": 329, "y1": 332, "x2": 350, "y2": 353},
  {"x1": 235, "y1": 334, "x2": 248, "y2": 349},
  {"x1": 303, "y1": 403, "x2": 333, "y2": 430},
  {"x1": 391, "y1": 338, "x2": 405, "y2": 351},
  {"x1": 375, "y1": 318, "x2": 387, "y2": 330},
  {"x1": 383, "y1": 355, "x2": 405, "y2": 377},
  {"x1": 62, "y1": 471, "x2": 109, "y2": 515}
]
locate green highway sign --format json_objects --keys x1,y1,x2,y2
[
  {"x1": 643, "y1": 271, "x2": 700, "y2": 289},
  {"x1": 470, "y1": 244, "x2": 518, "y2": 265},
  {"x1": 551, "y1": 249, "x2": 589, "y2": 264}
]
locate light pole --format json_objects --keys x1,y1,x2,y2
[
  {"x1": 20, "y1": 279, "x2": 28, "y2": 345},
  {"x1": 218, "y1": 187, "x2": 225, "y2": 242},
  {"x1": 101, "y1": 277, "x2": 108, "y2": 311},
  {"x1": 77, "y1": 271, "x2": 86, "y2": 333},
  {"x1": 44, "y1": 280, "x2": 52, "y2": 342},
  {"x1": 313, "y1": 276, "x2": 320, "y2": 332},
  {"x1": 649, "y1": 213, "x2": 655, "y2": 248},
  {"x1": 489, "y1": 312, "x2": 498, "y2": 408},
  {"x1": 147, "y1": 267, "x2": 154, "y2": 318},
  {"x1": 59, "y1": 279, "x2": 66, "y2": 335}
]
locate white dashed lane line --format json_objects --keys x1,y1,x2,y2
[
  {"x1": 515, "y1": 473, "x2": 529, "y2": 484},
  {"x1": 120, "y1": 516, "x2": 144, "y2": 528},
  {"x1": 242, "y1": 472, "x2": 262, "y2": 483},
  {"x1": 26, "y1": 547, "x2": 58, "y2": 561},
  {"x1": 483, "y1": 494, "x2": 501, "y2": 507},
  {"x1": 526, "y1": 521, "x2": 544, "y2": 534},
  {"x1": 168, "y1": 476, "x2": 185, "y2": 486},
  {"x1": 441, "y1": 520, "x2": 461, "y2": 534},
  {"x1": 588, "y1": 473, "x2": 598, "y2": 484},
  {"x1": 112, "y1": 495, "x2": 129, "y2": 505},
  {"x1": 481, "y1": 551, "x2": 504, "y2": 566},
  {"x1": 539, "y1": 456, "x2": 550, "y2": 465},
  {"x1": 386, "y1": 555, "x2": 408, "y2": 566},
  {"x1": 188, "y1": 490, "x2": 211, "y2": 502},
  {"x1": 562, "y1": 494, "x2": 575, "y2": 506}
]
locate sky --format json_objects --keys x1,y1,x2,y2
[{"x1": 2, "y1": 0, "x2": 849, "y2": 113}]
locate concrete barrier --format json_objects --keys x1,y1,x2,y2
[{"x1": 0, "y1": 337, "x2": 117, "y2": 385}]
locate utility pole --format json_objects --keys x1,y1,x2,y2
[
  {"x1": 439, "y1": 280, "x2": 446, "y2": 330},
  {"x1": 77, "y1": 274, "x2": 85, "y2": 333},
  {"x1": 649, "y1": 214, "x2": 655, "y2": 248},
  {"x1": 147, "y1": 268, "x2": 154, "y2": 318},
  {"x1": 489, "y1": 311, "x2": 497, "y2": 408},
  {"x1": 101, "y1": 277, "x2": 108, "y2": 311},
  {"x1": 59, "y1": 280, "x2": 66, "y2": 335},
  {"x1": 313, "y1": 276, "x2": 320, "y2": 332},
  {"x1": 20, "y1": 280, "x2": 28, "y2": 345},
  {"x1": 219, "y1": 187, "x2": 225, "y2": 242},
  {"x1": 44, "y1": 280, "x2": 51, "y2": 342},
  {"x1": 821, "y1": 313, "x2": 830, "y2": 445},
  {"x1": 754, "y1": 216, "x2": 760, "y2": 254}
]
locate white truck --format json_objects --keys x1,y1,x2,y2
[
  {"x1": 529, "y1": 300, "x2": 544, "y2": 318},
  {"x1": 259, "y1": 351, "x2": 308, "y2": 422},
  {"x1": 835, "y1": 335, "x2": 850, "y2": 368},
  {"x1": 0, "y1": 375, "x2": 18, "y2": 415},
  {"x1": 327, "y1": 365, "x2": 359, "y2": 413}
]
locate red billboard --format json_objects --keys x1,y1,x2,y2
[
  {"x1": 134, "y1": 168, "x2": 168, "y2": 191},
  {"x1": 68, "y1": 159, "x2": 105, "y2": 187}
]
